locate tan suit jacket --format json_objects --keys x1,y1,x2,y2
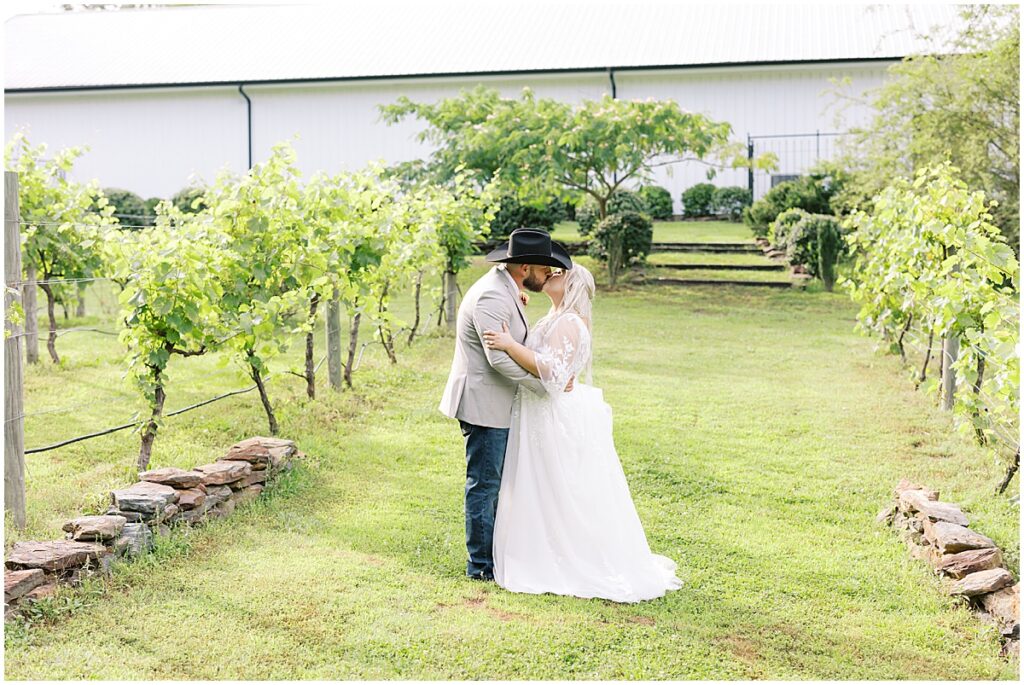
[{"x1": 439, "y1": 266, "x2": 546, "y2": 428}]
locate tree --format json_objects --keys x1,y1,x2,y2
[
  {"x1": 381, "y1": 87, "x2": 774, "y2": 222},
  {"x1": 4, "y1": 132, "x2": 114, "y2": 364},
  {"x1": 835, "y1": 5, "x2": 1019, "y2": 249}
]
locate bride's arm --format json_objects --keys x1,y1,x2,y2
[{"x1": 483, "y1": 323, "x2": 540, "y2": 377}]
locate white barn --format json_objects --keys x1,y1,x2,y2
[{"x1": 4, "y1": 3, "x2": 963, "y2": 210}]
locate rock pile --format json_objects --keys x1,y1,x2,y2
[
  {"x1": 879, "y1": 479, "x2": 1019, "y2": 660},
  {"x1": 4, "y1": 436, "x2": 302, "y2": 620}
]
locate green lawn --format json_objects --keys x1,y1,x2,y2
[
  {"x1": 3, "y1": 259, "x2": 1019, "y2": 679},
  {"x1": 551, "y1": 220, "x2": 756, "y2": 244}
]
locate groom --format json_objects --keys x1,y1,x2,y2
[{"x1": 439, "y1": 228, "x2": 574, "y2": 580}]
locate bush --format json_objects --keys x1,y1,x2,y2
[
  {"x1": 742, "y1": 173, "x2": 839, "y2": 236},
  {"x1": 588, "y1": 211, "x2": 653, "y2": 286},
  {"x1": 104, "y1": 188, "x2": 152, "y2": 226},
  {"x1": 768, "y1": 208, "x2": 810, "y2": 248},
  {"x1": 172, "y1": 186, "x2": 208, "y2": 215},
  {"x1": 785, "y1": 213, "x2": 845, "y2": 283},
  {"x1": 711, "y1": 186, "x2": 752, "y2": 221},
  {"x1": 637, "y1": 185, "x2": 673, "y2": 220},
  {"x1": 489, "y1": 194, "x2": 566, "y2": 239},
  {"x1": 681, "y1": 183, "x2": 716, "y2": 217},
  {"x1": 576, "y1": 190, "x2": 647, "y2": 236}
]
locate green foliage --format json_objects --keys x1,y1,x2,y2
[
  {"x1": 681, "y1": 183, "x2": 716, "y2": 217},
  {"x1": 588, "y1": 211, "x2": 653, "y2": 286},
  {"x1": 103, "y1": 188, "x2": 152, "y2": 226},
  {"x1": 711, "y1": 185, "x2": 753, "y2": 221},
  {"x1": 768, "y1": 208, "x2": 810, "y2": 248},
  {"x1": 842, "y1": 162, "x2": 1019, "y2": 459},
  {"x1": 171, "y1": 186, "x2": 207, "y2": 214},
  {"x1": 4, "y1": 132, "x2": 115, "y2": 361},
  {"x1": 489, "y1": 193, "x2": 565, "y2": 239},
  {"x1": 381, "y1": 87, "x2": 768, "y2": 226},
  {"x1": 742, "y1": 174, "x2": 837, "y2": 237},
  {"x1": 836, "y1": 5, "x2": 1020, "y2": 249},
  {"x1": 637, "y1": 185, "x2": 673, "y2": 220},
  {"x1": 784, "y1": 213, "x2": 844, "y2": 282},
  {"x1": 577, "y1": 190, "x2": 647, "y2": 236}
]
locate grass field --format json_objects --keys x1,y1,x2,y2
[
  {"x1": 550, "y1": 220, "x2": 755, "y2": 244},
  {"x1": 3, "y1": 257, "x2": 1019, "y2": 679}
]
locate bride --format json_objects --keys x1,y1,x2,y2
[{"x1": 482, "y1": 263, "x2": 683, "y2": 603}]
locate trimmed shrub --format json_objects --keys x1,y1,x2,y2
[
  {"x1": 577, "y1": 190, "x2": 647, "y2": 236},
  {"x1": 637, "y1": 185, "x2": 674, "y2": 220},
  {"x1": 588, "y1": 211, "x2": 653, "y2": 286},
  {"x1": 768, "y1": 208, "x2": 810, "y2": 249},
  {"x1": 172, "y1": 186, "x2": 208, "y2": 215},
  {"x1": 681, "y1": 182, "x2": 717, "y2": 217},
  {"x1": 742, "y1": 174, "x2": 838, "y2": 236},
  {"x1": 490, "y1": 194, "x2": 565, "y2": 239},
  {"x1": 785, "y1": 213, "x2": 845, "y2": 284},
  {"x1": 104, "y1": 188, "x2": 152, "y2": 226},
  {"x1": 712, "y1": 186, "x2": 752, "y2": 221}
]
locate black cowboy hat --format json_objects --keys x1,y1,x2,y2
[{"x1": 486, "y1": 228, "x2": 573, "y2": 270}]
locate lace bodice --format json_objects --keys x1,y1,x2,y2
[{"x1": 526, "y1": 312, "x2": 592, "y2": 394}]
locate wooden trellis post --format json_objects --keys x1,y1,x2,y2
[{"x1": 5, "y1": 171, "x2": 27, "y2": 529}]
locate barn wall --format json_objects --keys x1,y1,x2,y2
[{"x1": 4, "y1": 62, "x2": 889, "y2": 207}]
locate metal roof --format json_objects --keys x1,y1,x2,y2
[{"x1": 5, "y1": 3, "x2": 966, "y2": 92}]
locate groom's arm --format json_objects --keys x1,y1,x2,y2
[{"x1": 472, "y1": 290, "x2": 546, "y2": 396}]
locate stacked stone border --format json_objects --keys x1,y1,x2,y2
[
  {"x1": 878, "y1": 479, "x2": 1019, "y2": 660},
  {"x1": 4, "y1": 436, "x2": 303, "y2": 619}
]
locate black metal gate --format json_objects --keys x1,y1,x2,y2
[{"x1": 746, "y1": 132, "x2": 850, "y2": 200}]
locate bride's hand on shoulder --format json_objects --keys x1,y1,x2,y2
[{"x1": 483, "y1": 321, "x2": 514, "y2": 351}]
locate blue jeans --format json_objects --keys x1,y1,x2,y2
[{"x1": 459, "y1": 420, "x2": 510, "y2": 578}]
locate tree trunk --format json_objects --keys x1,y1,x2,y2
[
  {"x1": 917, "y1": 331, "x2": 934, "y2": 388},
  {"x1": 377, "y1": 284, "x2": 397, "y2": 364},
  {"x1": 972, "y1": 354, "x2": 987, "y2": 445},
  {"x1": 597, "y1": 195, "x2": 608, "y2": 221},
  {"x1": 325, "y1": 291, "x2": 343, "y2": 391},
  {"x1": 23, "y1": 261, "x2": 38, "y2": 364},
  {"x1": 137, "y1": 372, "x2": 166, "y2": 472},
  {"x1": 996, "y1": 449, "x2": 1019, "y2": 495},
  {"x1": 247, "y1": 354, "x2": 278, "y2": 435},
  {"x1": 407, "y1": 270, "x2": 423, "y2": 346},
  {"x1": 444, "y1": 270, "x2": 458, "y2": 331},
  {"x1": 76, "y1": 282, "x2": 86, "y2": 317},
  {"x1": 344, "y1": 310, "x2": 361, "y2": 388},
  {"x1": 37, "y1": 282, "x2": 59, "y2": 364},
  {"x1": 304, "y1": 293, "x2": 320, "y2": 400},
  {"x1": 897, "y1": 315, "x2": 913, "y2": 363}
]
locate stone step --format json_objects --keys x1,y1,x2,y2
[
  {"x1": 651, "y1": 242, "x2": 761, "y2": 253},
  {"x1": 653, "y1": 263, "x2": 786, "y2": 272},
  {"x1": 646, "y1": 277, "x2": 795, "y2": 289}
]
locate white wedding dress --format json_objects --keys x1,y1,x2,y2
[{"x1": 492, "y1": 312, "x2": 683, "y2": 602}]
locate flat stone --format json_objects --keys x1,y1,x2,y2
[
  {"x1": 4, "y1": 569, "x2": 46, "y2": 603},
  {"x1": 875, "y1": 504, "x2": 896, "y2": 524},
  {"x1": 114, "y1": 523, "x2": 153, "y2": 559},
  {"x1": 194, "y1": 461, "x2": 251, "y2": 485},
  {"x1": 935, "y1": 547, "x2": 1004, "y2": 579},
  {"x1": 949, "y1": 568, "x2": 1014, "y2": 597},
  {"x1": 139, "y1": 467, "x2": 203, "y2": 489},
  {"x1": 899, "y1": 490, "x2": 969, "y2": 526},
  {"x1": 230, "y1": 469, "x2": 268, "y2": 491},
  {"x1": 22, "y1": 581, "x2": 58, "y2": 603},
  {"x1": 204, "y1": 485, "x2": 232, "y2": 504},
  {"x1": 894, "y1": 479, "x2": 939, "y2": 500},
  {"x1": 106, "y1": 508, "x2": 143, "y2": 523},
  {"x1": 922, "y1": 519, "x2": 996, "y2": 554},
  {"x1": 210, "y1": 498, "x2": 236, "y2": 518},
  {"x1": 176, "y1": 487, "x2": 206, "y2": 511},
  {"x1": 6, "y1": 541, "x2": 107, "y2": 573},
  {"x1": 61, "y1": 515, "x2": 127, "y2": 541},
  {"x1": 160, "y1": 504, "x2": 180, "y2": 523},
  {"x1": 980, "y1": 583, "x2": 1019, "y2": 635},
  {"x1": 110, "y1": 481, "x2": 179, "y2": 516},
  {"x1": 229, "y1": 484, "x2": 263, "y2": 508}
]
